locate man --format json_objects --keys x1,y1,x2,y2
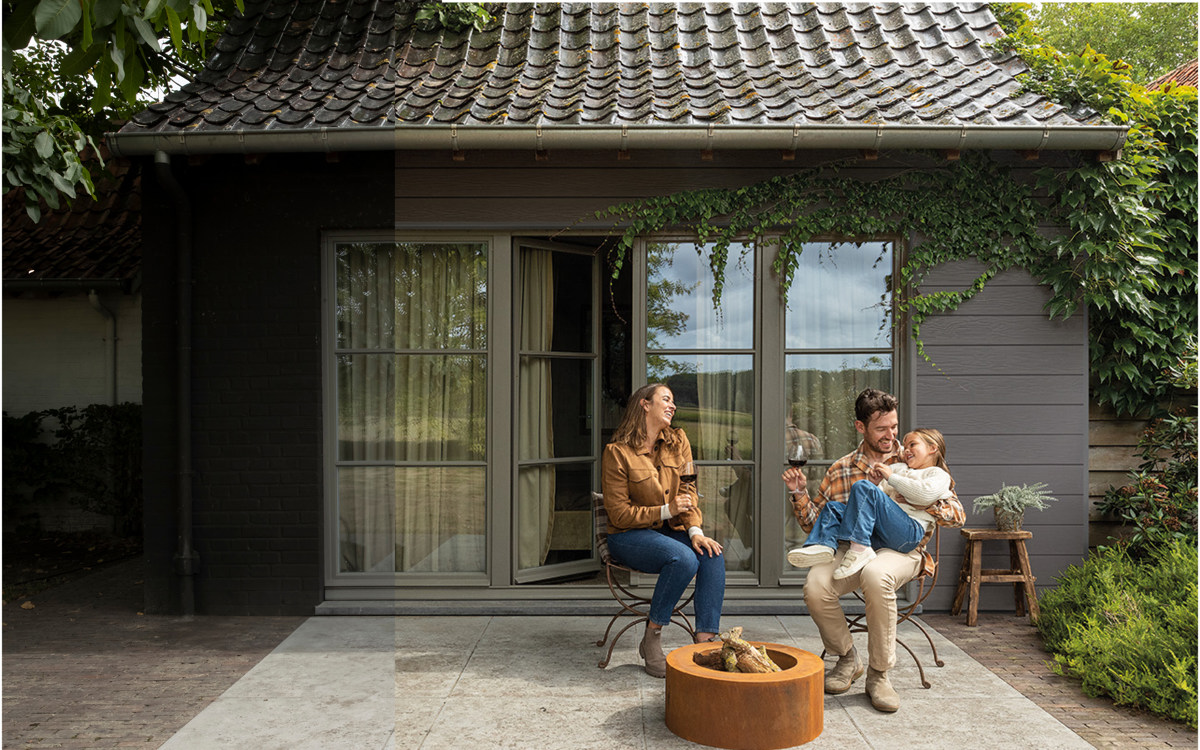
[{"x1": 781, "y1": 388, "x2": 919, "y2": 713}]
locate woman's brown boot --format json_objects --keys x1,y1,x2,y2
[{"x1": 638, "y1": 624, "x2": 666, "y2": 678}]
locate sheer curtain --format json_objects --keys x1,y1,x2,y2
[
  {"x1": 337, "y1": 242, "x2": 487, "y2": 574},
  {"x1": 518, "y1": 249, "x2": 555, "y2": 570}
]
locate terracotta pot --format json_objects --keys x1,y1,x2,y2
[
  {"x1": 994, "y1": 507, "x2": 1024, "y2": 531},
  {"x1": 665, "y1": 642, "x2": 823, "y2": 750}
]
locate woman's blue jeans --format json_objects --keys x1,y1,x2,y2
[
  {"x1": 805, "y1": 479, "x2": 923, "y2": 553},
  {"x1": 606, "y1": 526, "x2": 725, "y2": 633}
]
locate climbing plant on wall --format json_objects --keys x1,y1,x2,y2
[{"x1": 595, "y1": 29, "x2": 1196, "y2": 418}]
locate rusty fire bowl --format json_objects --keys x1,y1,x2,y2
[{"x1": 664, "y1": 642, "x2": 824, "y2": 750}]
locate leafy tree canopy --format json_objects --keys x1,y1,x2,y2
[{"x1": 1018, "y1": 2, "x2": 1198, "y2": 84}]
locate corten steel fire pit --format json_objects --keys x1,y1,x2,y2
[{"x1": 665, "y1": 642, "x2": 823, "y2": 750}]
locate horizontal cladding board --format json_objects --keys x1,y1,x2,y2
[
  {"x1": 939, "y1": 464, "x2": 1085, "y2": 496},
  {"x1": 917, "y1": 263, "x2": 1039, "y2": 287},
  {"x1": 1088, "y1": 446, "x2": 1146, "y2": 470},
  {"x1": 925, "y1": 434, "x2": 1082, "y2": 464},
  {"x1": 918, "y1": 314, "x2": 1083, "y2": 345},
  {"x1": 959, "y1": 501, "x2": 1087, "y2": 526},
  {"x1": 915, "y1": 345, "x2": 1084, "y2": 376},
  {"x1": 914, "y1": 285, "x2": 1056, "y2": 315},
  {"x1": 916, "y1": 374, "x2": 1081, "y2": 404},
  {"x1": 1088, "y1": 419, "x2": 1148, "y2": 445},
  {"x1": 916, "y1": 404, "x2": 1082, "y2": 434}
]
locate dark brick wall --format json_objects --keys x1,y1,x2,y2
[{"x1": 141, "y1": 152, "x2": 391, "y2": 615}]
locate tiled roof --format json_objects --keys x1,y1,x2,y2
[
  {"x1": 1148, "y1": 59, "x2": 1198, "y2": 91},
  {"x1": 112, "y1": 2, "x2": 1124, "y2": 152},
  {"x1": 2, "y1": 154, "x2": 141, "y2": 286}
]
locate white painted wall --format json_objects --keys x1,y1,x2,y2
[{"x1": 2, "y1": 291, "x2": 142, "y2": 415}]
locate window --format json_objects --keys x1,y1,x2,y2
[
  {"x1": 645, "y1": 240, "x2": 757, "y2": 571},
  {"x1": 333, "y1": 241, "x2": 488, "y2": 575},
  {"x1": 782, "y1": 241, "x2": 894, "y2": 562}
]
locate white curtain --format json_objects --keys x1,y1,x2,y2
[
  {"x1": 517, "y1": 248, "x2": 555, "y2": 570},
  {"x1": 337, "y1": 243, "x2": 486, "y2": 573}
]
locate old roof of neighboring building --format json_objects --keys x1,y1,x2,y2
[
  {"x1": 1148, "y1": 59, "x2": 1198, "y2": 91},
  {"x1": 2, "y1": 153, "x2": 141, "y2": 289},
  {"x1": 109, "y1": 1, "x2": 1126, "y2": 155}
]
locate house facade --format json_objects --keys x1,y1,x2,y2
[{"x1": 110, "y1": 2, "x2": 1123, "y2": 616}]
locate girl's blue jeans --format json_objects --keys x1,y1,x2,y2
[
  {"x1": 805, "y1": 479, "x2": 924, "y2": 553},
  {"x1": 606, "y1": 526, "x2": 725, "y2": 633}
]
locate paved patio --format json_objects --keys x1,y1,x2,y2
[
  {"x1": 158, "y1": 614, "x2": 1089, "y2": 750},
  {"x1": 5, "y1": 557, "x2": 1196, "y2": 749}
]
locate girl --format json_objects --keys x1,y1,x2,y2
[{"x1": 786, "y1": 428, "x2": 952, "y2": 581}]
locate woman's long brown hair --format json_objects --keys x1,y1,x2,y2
[{"x1": 610, "y1": 383, "x2": 680, "y2": 450}]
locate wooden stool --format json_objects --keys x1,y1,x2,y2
[{"x1": 951, "y1": 528, "x2": 1039, "y2": 627}]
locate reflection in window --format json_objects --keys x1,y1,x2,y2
[
  {"x1": 783, "y1": 241, "x2": 893, "y2": 562},
  {"x1": 648, "y1": 243, "x2": 756, "y2": 573}
]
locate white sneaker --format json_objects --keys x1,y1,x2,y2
[
  {"x1": 786, "y1": 544, "x2": 835, "y2": 568},
  {"x1": 833, "y1": 547, "x2": 876, "y2": 579}
]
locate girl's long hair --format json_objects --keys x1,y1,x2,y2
[
  {"x1": 905, "y1": 427, "x2": 953, "y2": 488},
  {"x1": 610, "y1": 383, "x2": 680, "y2": 450}
]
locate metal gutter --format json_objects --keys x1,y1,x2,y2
[
  {"x1": 106, "y1": 123, "x2": 1128, "y2": 157},
  {"x1": 4, "y1": 278, "x2": 128, "y2": 292}
]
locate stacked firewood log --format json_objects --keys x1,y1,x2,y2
[{"x1": 691, "y1": 626, "x2": 781, "y2": 673}]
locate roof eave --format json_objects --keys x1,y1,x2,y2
[{"x1": 106, "y1": 123, "x2": 1128, "y2": 157}]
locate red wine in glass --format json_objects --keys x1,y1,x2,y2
[
  {"x1": 787, "y1": 444, "x2": 807, "y2": 468},
  {"x1": 680, "y1": 461, "x2": 697, "y2": 485}
]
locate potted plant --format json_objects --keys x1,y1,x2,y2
[{"x1": 972, "y1": 483, "x2": 1057, "y2": 531}]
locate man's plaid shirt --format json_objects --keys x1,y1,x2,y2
[
  {"x1": 794, "y1": 442, "x2": 965, "y2": 533},
  {"x1": 794, "y1": 443, "x2": 875, "y2": 532}
]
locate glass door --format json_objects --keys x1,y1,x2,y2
[{"x1": 513, "y1": 240, "x2": 601, "y2": 583}]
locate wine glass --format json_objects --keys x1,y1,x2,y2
[
  {"x1": 679, "y1": 461, "x2": 702, "y2": 500},
  {"x1": 786, "y1": 442, "x2": 808, "y2": 469}
]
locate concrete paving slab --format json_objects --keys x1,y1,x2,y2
[{"x1": 157, "y1": 614, "x2": 1092, "y2": 750}]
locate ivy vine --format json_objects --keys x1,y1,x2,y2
[{"x1": 594, "y1": 24, "x2": 1197, "y2": 418}]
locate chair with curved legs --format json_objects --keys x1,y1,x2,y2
[
  {"x1": 823, "y1": 525, "x2": 945, "y2": 688},
  {"x1": 592, "y1": 491, "x2": 695, "y2": 668}
]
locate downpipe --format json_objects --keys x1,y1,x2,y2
[{"x1": 154, "y1": 150, "x2": 199, "y2": 617}]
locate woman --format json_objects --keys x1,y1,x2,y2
[{"x1": 601, "y1": 383, "x2": 725, "y2": 678}]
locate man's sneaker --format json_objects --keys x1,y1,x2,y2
[
  {"x1": 833, "y1": 546, "x2": 876, "y2": 579},
  {"x1": 824, "y1": 646, "x2": 863, "y2": 694},
  {"x1": 786, "y1": 544, "x2": 835, "y2": 568}
]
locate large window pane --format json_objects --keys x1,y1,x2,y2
[
  {"x1": 337, "y1": 466, "x2": 485, "y2": 573},
  {"x1": 335, "y1": 242, "x2": 486, "y2": 350},
  {"x1": 785, "y1": 241, "x2": 891, "y2": 350},
  {"x1": 785, "y1": 354, "x2": 891, "y2": 462},
  {"x1": 517, "y1": 463, "x2": 593, "y2": 571},
  {"x1": 703, "y1": 464, "x2": 754, "y2": 572},
  {"x1": 337, "y1": 353, "x2": 486, "y2": 462},
  {"x1": 518, "y1": 357, "x2": 593, "y2": 460},
  {"x1": 647, "y1": 241, "x2": 754, "y2": 350},
  {"x1": 650, "y1": 354, "x2": 754, "y2": 463}
]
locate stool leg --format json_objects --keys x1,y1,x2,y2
[
  {"x1": 950, "y1": 542, "x2": 972, "y2": 616},
  {"x1": 1009, "y1": 541, "x2": 1026, "y2": 617},
  {"x1": 967, "y1": 541, "x2": 982, "y2": 627},
  {"x1": 1015, "y1": 539, "x2": 1040, "y2": 623}
]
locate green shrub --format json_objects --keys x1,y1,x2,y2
[
  {"x1": 1099, "y1": 409, "x2": 1198, "y2": 556},
  {"x1": 1, "y1": 403, "x2": 143, "y2": 537},
  {"x1": 1037, "y1": 539, "x2": 1198, "y2": 727}
]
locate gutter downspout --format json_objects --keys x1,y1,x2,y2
[
  {"x1": 87, "y1": 290, "x2": 118, "y2": 406},
  {"x1": 154, "y1": 150, "x2": 198, "y2": 617}
]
